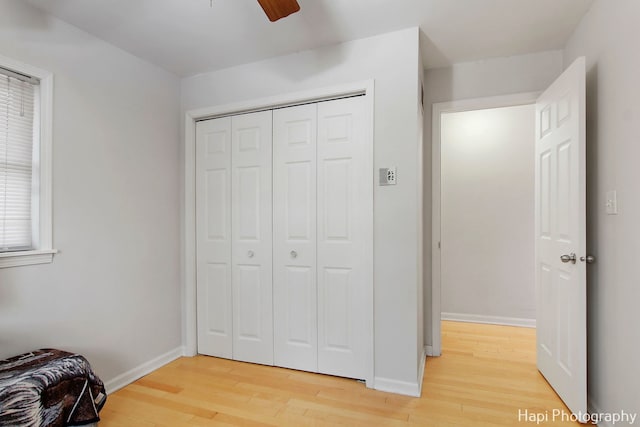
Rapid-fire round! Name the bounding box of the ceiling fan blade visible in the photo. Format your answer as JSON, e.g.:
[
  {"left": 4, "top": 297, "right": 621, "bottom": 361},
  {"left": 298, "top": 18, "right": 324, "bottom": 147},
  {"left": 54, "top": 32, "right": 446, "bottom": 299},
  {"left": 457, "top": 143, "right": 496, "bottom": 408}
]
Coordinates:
[{"left": 257, "top": 0, "right": 300, "bottom": 22}]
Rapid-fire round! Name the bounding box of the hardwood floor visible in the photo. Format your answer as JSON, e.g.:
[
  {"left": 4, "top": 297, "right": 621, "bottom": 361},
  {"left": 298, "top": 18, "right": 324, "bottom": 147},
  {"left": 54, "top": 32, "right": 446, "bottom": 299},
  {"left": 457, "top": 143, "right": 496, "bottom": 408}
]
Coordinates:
[{"left": 99, "top": 321, "right": 580, "bottom": 426}]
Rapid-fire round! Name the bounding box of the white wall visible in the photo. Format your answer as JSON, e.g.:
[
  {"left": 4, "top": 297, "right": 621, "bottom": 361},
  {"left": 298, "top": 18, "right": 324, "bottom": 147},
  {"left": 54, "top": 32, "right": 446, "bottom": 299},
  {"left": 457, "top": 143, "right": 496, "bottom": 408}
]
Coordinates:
[
  {"left": 181, "top": 27, "right": 424, "bottom": 389},
  {"left": 440, "top": 105, "right": 535, "bottom": 323},
  {"left": 0, "top": 0, "right": 182, "bottom": 387},
  {"left": 424, "top": 50, "right": 564, "bottom": 346},
  {"left": 563, "top": 0, "right": 640, "bottom": 421}
]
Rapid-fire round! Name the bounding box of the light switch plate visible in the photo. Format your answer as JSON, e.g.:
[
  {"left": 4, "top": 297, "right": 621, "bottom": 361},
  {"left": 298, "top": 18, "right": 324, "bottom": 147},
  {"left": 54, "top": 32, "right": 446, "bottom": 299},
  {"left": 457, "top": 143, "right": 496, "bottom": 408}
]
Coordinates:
[
  {"left": 379, "top": 167, "right": 397, "bottom": 185},
  {"left": 606, "top": 190, "right": 618, "bottom": 215}
]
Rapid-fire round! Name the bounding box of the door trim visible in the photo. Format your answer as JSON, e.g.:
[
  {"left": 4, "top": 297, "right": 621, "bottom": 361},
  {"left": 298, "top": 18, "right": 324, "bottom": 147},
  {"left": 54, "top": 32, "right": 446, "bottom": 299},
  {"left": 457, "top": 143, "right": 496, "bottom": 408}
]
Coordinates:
[
  {"left": 184, "top": 80, "right": 375, "bottom": 387},
  {"left": 430, "top": 91, "right": 540, "bottom": 356}
]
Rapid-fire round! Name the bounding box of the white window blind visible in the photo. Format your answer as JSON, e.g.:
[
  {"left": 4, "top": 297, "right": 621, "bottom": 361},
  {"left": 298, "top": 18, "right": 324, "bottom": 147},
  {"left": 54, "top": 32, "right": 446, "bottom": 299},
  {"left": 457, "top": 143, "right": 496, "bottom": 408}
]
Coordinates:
[{"left": 0, "top": 73, "right": 36, "bottom": 252}]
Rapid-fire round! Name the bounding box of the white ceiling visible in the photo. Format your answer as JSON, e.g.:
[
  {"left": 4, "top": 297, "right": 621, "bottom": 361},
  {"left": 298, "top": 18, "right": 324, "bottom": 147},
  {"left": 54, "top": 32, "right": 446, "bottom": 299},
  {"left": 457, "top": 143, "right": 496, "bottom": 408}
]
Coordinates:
[{"left": 25, "top": 0, "right": 594, "bottom": 77}]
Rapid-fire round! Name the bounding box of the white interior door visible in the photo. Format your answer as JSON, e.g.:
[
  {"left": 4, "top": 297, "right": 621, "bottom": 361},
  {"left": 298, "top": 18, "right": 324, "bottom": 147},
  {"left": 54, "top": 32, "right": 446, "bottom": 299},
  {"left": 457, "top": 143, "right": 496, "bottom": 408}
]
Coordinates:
[
  {"left": 273, "top": 103, "right": 318, "bottom": 372},
  {"left": 317, "top": 96, "right": 369, "bottom": 379},
  {"left": 195, "top": 117, "right": 233, "bottom": 358},
  {"left": 535, "top": 56, "right": 586, "bottom": 416},
  {"left": 231, "top": 111, "right": 274, "bottom": 365}
]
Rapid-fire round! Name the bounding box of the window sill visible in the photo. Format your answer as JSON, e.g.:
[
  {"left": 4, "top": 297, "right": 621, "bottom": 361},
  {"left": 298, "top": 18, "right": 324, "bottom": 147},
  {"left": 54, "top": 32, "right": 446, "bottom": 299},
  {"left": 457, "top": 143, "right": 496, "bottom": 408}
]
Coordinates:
[{"left": 0, "top": 249, "right": 58, "bottom": 269}]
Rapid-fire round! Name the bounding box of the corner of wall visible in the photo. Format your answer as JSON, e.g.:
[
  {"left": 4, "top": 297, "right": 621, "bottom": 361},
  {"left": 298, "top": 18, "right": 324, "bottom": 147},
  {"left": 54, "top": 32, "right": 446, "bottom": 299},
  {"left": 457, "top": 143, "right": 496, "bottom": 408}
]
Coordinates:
[{"left": 104, "top": 347, "right": 186, "bottom": 394}]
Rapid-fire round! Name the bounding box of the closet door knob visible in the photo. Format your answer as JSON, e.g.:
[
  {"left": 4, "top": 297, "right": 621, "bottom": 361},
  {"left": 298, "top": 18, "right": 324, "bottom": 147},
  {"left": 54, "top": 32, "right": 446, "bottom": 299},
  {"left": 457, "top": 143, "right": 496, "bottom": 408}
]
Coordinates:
[
  {"left": 290, "top": 250, "right": 298, "bottom": 259},
  {"left": 247, "top": 250, "right": 255, "bottom": 258}
]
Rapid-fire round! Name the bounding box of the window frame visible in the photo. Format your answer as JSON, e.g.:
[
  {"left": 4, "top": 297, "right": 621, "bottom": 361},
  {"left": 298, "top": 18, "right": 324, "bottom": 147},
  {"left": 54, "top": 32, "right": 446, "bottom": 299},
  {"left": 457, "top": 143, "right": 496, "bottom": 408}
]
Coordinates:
[{"left": 0, "top": 54, "right": 55, "bottom": 268}]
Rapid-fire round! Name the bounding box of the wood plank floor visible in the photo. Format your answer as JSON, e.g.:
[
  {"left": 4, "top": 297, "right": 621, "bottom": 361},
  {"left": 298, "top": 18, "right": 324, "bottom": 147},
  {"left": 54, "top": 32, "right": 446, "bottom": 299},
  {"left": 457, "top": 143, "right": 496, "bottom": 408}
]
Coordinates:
[{"left": 99, "top": 321, "right": 580, "bottom": 426}]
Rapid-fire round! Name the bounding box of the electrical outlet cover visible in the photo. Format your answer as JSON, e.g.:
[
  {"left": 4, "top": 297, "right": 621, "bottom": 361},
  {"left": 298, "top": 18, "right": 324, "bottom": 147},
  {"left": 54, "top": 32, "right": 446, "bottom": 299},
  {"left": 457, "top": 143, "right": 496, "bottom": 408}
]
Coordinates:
[{"left": 379, "top": 167, "right": 397, "bottom": 186}]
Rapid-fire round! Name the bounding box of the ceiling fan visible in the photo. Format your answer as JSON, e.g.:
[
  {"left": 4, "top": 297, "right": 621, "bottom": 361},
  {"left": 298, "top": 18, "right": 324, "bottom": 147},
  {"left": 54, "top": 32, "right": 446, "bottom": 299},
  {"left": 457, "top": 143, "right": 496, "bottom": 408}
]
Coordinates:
[{"left": 256, "top": 0, "right": 301, "bottom": 22}]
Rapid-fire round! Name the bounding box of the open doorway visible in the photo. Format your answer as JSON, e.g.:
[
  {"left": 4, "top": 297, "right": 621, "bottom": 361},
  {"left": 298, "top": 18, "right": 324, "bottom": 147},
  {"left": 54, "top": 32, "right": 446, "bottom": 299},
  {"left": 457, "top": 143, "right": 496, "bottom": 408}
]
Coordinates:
[
  {"left": 430, "top": 58, "right": 588, "bottom": 416},
  {"left": 431, "top": 92, "right": 540, "bottom": 357},
  {"left": 441, "top": 103, "right": 536, "bottom": 325}
]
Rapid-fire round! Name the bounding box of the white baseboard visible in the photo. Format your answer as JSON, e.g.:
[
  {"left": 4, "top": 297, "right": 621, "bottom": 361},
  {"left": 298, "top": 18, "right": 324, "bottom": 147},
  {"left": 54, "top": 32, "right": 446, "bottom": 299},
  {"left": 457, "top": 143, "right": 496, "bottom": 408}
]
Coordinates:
[
  {"left": 104, "top": 346, "right": 186, "bottom": 394},
  {"left": 441, "top": 312, "right": 536, "bottom": 328},
  {"left": 425, "top": 345, "right": 434, "bottom": 357},
  {"left": 375, "top": 352, "right": 425, "bottom": 399},
  {"left": 587, "top": 396, "right": 638, "bottom": 427},
  {"left": 374, "top": 376, "right": 421, "bottom": 397},
  {"left": 417, "top": 347, "right": 427, "bottom": 396}
]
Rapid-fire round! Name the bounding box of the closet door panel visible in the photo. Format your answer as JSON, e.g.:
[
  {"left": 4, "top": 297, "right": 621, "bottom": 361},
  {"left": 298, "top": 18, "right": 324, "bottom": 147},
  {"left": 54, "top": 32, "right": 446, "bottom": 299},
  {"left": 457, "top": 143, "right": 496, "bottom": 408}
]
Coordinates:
[
  {"left": 317, "top": 97, "right": 369, "bottom": 380},
  {"left": 323, "top": 159, "right": 352, "bottom": 242},
  {"left": 196, "top": 117, "right": 233, "bottom": 358},
  {"left": 236, "top": 265, "right": 263, "bottom": 339},
  {"left": 322, "top": 268, "right": 351, "bottom": 348},
  {"left": 273, "top": 104, "right": 318, "bottom": 371},
  {"left": 232, "top": 111, "right": 274, "bottom": 365},
  {"left": 236, "top": 166, "right": 261, "bottom": 239}
]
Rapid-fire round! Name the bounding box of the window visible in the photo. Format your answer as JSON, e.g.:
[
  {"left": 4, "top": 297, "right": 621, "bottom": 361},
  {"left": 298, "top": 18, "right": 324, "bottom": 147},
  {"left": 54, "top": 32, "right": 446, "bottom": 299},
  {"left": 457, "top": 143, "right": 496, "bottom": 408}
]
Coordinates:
[
  {"left": 1, "top": 71, "right": 37, "bottom": 251},
  {"left": 0, "top": 55, "right": 54, "bottom": 268}
]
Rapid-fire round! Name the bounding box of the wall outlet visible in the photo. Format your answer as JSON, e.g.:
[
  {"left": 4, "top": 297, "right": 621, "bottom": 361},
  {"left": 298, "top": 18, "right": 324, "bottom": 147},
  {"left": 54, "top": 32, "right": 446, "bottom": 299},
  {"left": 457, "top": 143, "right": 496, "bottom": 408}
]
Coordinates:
[{"left": 379, "top": 167, "right": 397, "bottom": 185}]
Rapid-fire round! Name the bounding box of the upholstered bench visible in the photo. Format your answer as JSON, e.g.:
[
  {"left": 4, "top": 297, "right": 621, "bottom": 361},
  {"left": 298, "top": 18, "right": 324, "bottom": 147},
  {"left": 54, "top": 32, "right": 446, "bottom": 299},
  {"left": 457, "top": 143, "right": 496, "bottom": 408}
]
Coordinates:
[{"left": 0, "top": 349, "right": 106, "bottom": 426}]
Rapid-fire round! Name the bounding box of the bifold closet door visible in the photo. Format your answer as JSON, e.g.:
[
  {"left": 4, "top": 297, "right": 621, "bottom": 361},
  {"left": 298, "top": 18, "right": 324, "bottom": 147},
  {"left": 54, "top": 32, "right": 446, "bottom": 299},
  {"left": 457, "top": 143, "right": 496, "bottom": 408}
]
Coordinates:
[
  {"left": 196, "top": 98, "right": 370, "bottom": 380},
  {"left": 273, "top": 103, "right": 318, "bottom": 372},
  {"left": 196, "top": 111, "right": 274, "bottom": 365},
  {"left": 231, "top": 111, "right": 274, "bottom": 366},
  {"left": 317, "top": 96, "right": 369, "bottom": 380},
  {"left": 195, "top": 117, "right": 233, "bottom": 358}
]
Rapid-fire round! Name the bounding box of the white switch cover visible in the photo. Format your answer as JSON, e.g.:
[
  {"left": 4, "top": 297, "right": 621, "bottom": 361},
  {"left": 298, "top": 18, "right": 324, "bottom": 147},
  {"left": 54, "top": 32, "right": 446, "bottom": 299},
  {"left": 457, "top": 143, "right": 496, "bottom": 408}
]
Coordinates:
[{"left": 606, "top": 190, "right": 618, "bottom": 215}]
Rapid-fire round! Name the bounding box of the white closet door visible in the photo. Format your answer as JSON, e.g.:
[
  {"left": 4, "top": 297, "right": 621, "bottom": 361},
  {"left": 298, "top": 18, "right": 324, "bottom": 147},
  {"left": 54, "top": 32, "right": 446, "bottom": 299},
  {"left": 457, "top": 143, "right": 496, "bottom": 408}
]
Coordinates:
[
  {"left": 231, "top": 111, "right": 274, "bottom": 365},
  {"left": 273, "top": 104, "right": 318, "bottom": 371},
  {"left": 196, "top": 117, "right": 233, "bottom": 358},
  {"left": 317, "top": 96, "right": 369, "bottom": 379}
]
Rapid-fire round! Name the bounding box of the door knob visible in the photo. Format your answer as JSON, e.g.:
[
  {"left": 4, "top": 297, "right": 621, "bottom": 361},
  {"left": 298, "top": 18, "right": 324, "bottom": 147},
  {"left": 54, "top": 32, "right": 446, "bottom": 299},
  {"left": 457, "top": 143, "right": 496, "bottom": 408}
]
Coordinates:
[
  {"left": 580, "top": 255, "right": 596, "bottom": 264},
  {"left": 560, "top": 253, "right": 577, "bottom": 264},
  {"left": 290, "top": 250, "right": 297, "bottom": 259},
  {"left": 247, "top": 250, "right": 254, "bottom": 258}
]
